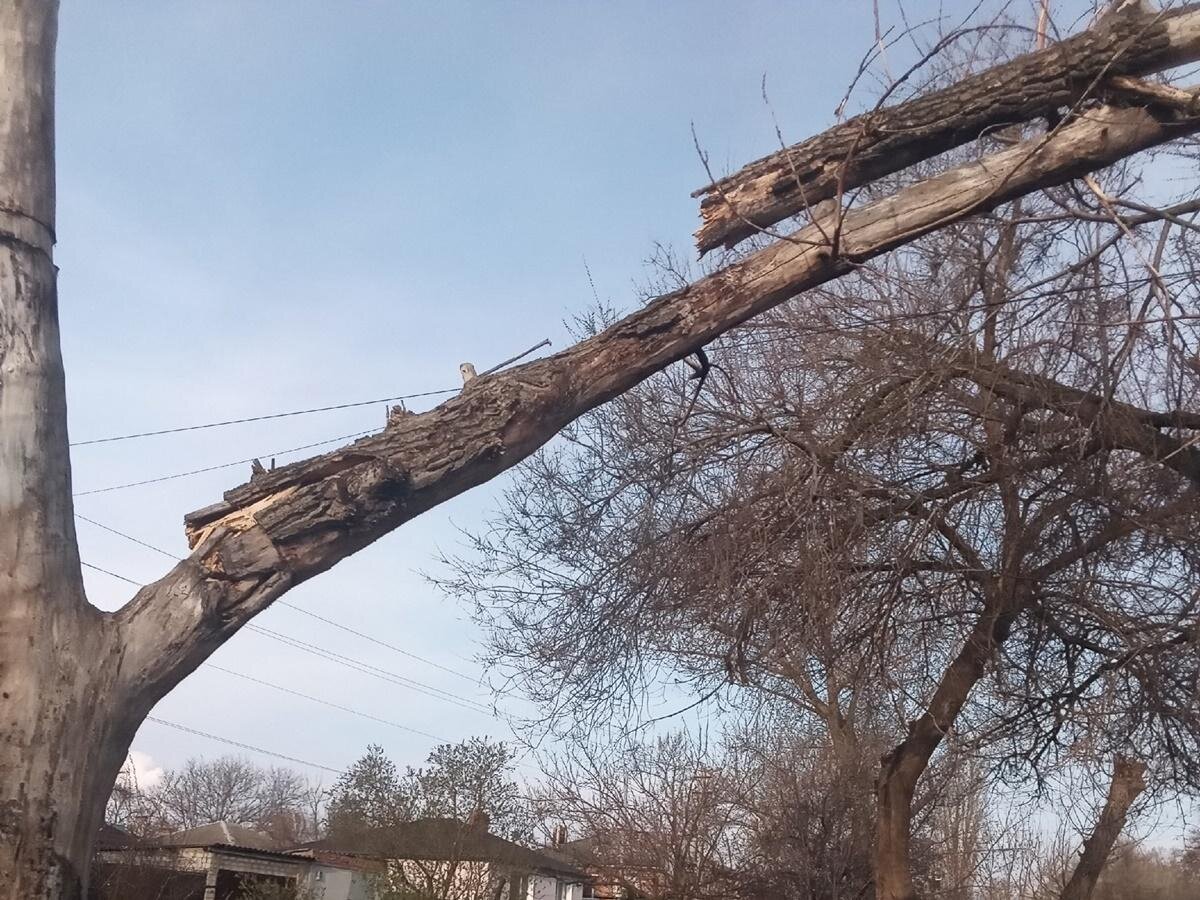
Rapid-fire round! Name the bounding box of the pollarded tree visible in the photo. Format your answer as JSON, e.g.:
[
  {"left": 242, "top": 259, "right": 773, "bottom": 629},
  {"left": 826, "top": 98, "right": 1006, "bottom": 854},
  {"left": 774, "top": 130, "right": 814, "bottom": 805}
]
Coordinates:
[{"left": 7, "top": 2, "right": 1200, "bottom": 897}]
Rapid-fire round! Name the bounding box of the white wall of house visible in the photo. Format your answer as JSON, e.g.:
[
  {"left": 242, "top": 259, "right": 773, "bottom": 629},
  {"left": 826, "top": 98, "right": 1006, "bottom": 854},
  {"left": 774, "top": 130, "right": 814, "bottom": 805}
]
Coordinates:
[
  {"left": 302, "top": 862, "right": 373, "bottom": 900},
  {"left": 529, "top": 873, "right": 583, "bottom": 900},
  {"left": 528, "top": 874, "right": 558, "bottom": 900},
  {"left": 385, "top": 857, "right": 498, "bottom": 900}
]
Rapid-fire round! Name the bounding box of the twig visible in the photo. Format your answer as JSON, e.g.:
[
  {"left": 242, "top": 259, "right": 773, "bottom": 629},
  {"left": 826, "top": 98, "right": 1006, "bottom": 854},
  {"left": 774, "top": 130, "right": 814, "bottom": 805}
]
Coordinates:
[{"left": 480, "top": 339, "right": 553, "bottom": 377}]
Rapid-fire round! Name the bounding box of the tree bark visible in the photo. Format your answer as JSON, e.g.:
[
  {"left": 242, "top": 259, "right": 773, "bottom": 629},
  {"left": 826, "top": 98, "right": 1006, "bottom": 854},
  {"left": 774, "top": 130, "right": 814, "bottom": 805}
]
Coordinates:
[
  {"left": 162, "top": 98, "right": 1200, "bottom": 670},
  {"left": 1059, "top": 757, "right": 1147, "bottom": 900},
  {"left": 3, "top": 4, "right": 1200, "bottom": 897},
  {"left": 888, "top": 331, "right": 1200, "bottom": 488},
  {"left": 691, "top": 4, "right": 1200, "bottom": 254},
  {"left": 875, "top": 597, "right": 1020, "bottom": 900},
  {"left": 0, "top": 3, "right": 128, "bottom": 898}
]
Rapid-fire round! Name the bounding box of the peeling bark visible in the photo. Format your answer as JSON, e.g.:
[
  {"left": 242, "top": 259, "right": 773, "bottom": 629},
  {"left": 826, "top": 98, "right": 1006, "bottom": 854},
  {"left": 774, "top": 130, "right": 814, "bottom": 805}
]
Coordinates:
[
  {"left": 1060, "top": 757, "right": 1147, "bottom": 900},
  {"left": 692, "top": 4, "right": 1200, "bottom": 254}
]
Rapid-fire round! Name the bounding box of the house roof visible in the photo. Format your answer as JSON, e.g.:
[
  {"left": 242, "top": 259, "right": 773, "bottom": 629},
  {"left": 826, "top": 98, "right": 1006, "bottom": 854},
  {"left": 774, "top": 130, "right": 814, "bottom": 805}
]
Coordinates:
[
  {"left": 157, "top": 820, "right": 280, "bottom": 852},
  {"left": 96, "top": 822, "right": 139, "bottom": 851},
  {"left": 307, "top": 818, "right": 586, "bottom": 879},
  {"left": 547, "top": 833, "right": 663, "bottom": 872}
]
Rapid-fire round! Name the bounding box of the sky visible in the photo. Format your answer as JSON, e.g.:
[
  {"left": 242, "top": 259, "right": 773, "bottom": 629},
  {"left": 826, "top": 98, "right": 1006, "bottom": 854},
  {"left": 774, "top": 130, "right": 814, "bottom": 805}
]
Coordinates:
[{"left": 52, "top": 0, "right": 1111, "bottom": 801}]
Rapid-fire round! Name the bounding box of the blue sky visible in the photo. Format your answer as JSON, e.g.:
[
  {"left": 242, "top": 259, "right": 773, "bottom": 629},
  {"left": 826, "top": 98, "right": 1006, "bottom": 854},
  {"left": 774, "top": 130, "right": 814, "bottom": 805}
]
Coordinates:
[{"left": 56, "top": 1, "right": 950, "bottom": 786}]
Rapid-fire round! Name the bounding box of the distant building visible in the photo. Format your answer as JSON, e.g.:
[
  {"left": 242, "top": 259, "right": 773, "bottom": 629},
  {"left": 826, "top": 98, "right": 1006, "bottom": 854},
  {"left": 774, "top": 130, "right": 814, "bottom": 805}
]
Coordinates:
[
  {"left": 543, "top": 829, "right": 663, "bottom": 900},
  {"left": 97, "top": 815, "right": 583, "bottom": 900},
  {"left": 306, "top": 815, "right": 589, "bottom": 900},
  {"left": 95, "top": 819, "right": 361, "bottom": 900}
]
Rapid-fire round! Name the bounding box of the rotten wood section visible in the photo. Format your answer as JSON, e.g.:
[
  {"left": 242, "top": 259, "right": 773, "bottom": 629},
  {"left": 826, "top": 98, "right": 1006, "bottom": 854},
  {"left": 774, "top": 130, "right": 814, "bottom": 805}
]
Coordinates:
[{"left": 691, "top": 4, "right": 1200, "bottom": 255}]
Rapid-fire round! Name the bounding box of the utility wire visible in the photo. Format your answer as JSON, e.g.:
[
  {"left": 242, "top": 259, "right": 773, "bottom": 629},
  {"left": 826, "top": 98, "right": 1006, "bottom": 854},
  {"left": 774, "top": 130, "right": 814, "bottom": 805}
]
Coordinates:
[
  {"left": 71, "top": 390, "right": 457, "bottom": 447},
  {"left": 144, "top": 716, "right": 343, "bottom": 774},
  {"left": 78, "top": 556, "right": 472, "bottom": 749},
  {"left": 73, "top": 430, "right": 375, "bottom": 496},
  {"left": 206, "top": 664, "right": 448, "bottom": 743},
  {"left": 77, "top": 518, "right": 482, "bottom": 686},
  {"left": 75, "top": 518, "right": 483, "bottom": 687},
  {"left": 144, "top": 715, "right": 546, "bottom": 781},
  {"left": 79, "top": 555, "right": 495, "bottom": 715},
  {"left": 76, "top": 515, "right": 181, "bottom": 560},
  {"left": 78, "top": 555, "right": 520, "bottom": 771},
  {"left": 81, "top": 558, "right": 495, "bottom": 717},
  {"left": 81, "top": 560, "right": 143, "bottom": 586},
  {"left": 71, "top": 337, "right": 552, "bottom": 448},
  {"left": 245, "top": 624, "right": 496, "bottom": 717},
  {"left": 275, "top": 600, "right": 481, "bottom": 684}
]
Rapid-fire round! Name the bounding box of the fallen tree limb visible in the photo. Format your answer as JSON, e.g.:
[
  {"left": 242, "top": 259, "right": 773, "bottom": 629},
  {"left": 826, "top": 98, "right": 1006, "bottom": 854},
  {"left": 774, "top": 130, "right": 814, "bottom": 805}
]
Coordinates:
[
  {"left": 962, "top": 361, "right": 1200, "bottom": 487},
  {"left": 114, "top": 97, "right": 1200, "bottom": 701},
  {"left": 692, "top": 4, "right": 1200, "bottom": 254}
]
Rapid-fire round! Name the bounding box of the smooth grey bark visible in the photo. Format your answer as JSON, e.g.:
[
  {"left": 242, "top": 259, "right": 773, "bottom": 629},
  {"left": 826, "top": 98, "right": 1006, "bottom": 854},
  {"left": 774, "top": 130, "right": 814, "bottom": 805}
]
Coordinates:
[{"left": 0, "top": 3, "right": 131, "bottom": 898}]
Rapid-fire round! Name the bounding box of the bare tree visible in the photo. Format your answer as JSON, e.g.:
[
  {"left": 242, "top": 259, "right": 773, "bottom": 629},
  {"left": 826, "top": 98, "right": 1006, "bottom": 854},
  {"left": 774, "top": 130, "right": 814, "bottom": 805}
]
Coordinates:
[
  {"left": 105, "top": 756, "right": 322, "bottom": 846},
  {"left": 445, "top": 66, "right": 1200, "bottom": 900},
  {"left": 538, "top": 733, "right": 739, "bottom": 900},
  {"left": 7, "top": 2, "right": 1200, "bottom": 897}
]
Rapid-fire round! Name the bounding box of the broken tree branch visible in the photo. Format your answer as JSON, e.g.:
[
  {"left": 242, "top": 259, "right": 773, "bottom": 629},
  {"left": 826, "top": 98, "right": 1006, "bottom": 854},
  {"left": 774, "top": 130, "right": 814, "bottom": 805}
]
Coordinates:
[
  {"left": 692, "top": 4, "right": 1200, "bottom": 254},
  {"left": 115, "top": 97, "right": 1200, "bottom": 703},
  {"left": 888, "top": 333, "right": 1200, "bottom": 487}
]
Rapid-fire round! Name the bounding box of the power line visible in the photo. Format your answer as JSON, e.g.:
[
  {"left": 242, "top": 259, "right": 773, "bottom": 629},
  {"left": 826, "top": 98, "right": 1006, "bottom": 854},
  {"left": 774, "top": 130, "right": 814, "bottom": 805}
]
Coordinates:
[
  {"left": 78, "top": 557, "right": 474, "bottom": 748},
  {"left": 75, "top": 518, "right": 484, "bottom": 686},
  {"left": 73, "top": 430, "right": 375, "bottom": 496},
  {"left": 206, "top": 664, "right": 449, "bottom": 743},
  {"left": 81, "top": 560, "right": 143, "bottom": 586},
  {"left": 79, "top": 557, "right": 496, "bottom": 714},
  {"left": 275, "top": 600, "right": 481, "bottom": 684},
  {"left": 144, "top": 716, "right": 343, "bottom": 775},
  {"left": 143, "top": 714, "right": 546, "bottom": 782},
  {"left": 70, "top": 338, "right": 553, "bottom": 449},
  {"left": 246, "top": 624, "right": 496, "bottom": 717},
  {"left": 76, "top": 515, "right": 181, "bottom": 560},
  {"left": 70, "top": 389, "right": 458, "bottom": 447}
]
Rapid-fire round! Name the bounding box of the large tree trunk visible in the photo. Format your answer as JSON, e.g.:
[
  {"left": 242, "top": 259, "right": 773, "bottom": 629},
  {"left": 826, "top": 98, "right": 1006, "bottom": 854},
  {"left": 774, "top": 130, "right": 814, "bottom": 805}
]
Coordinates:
[{"left": 0, "top": 2, "right": 119, "bottom": 896}]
